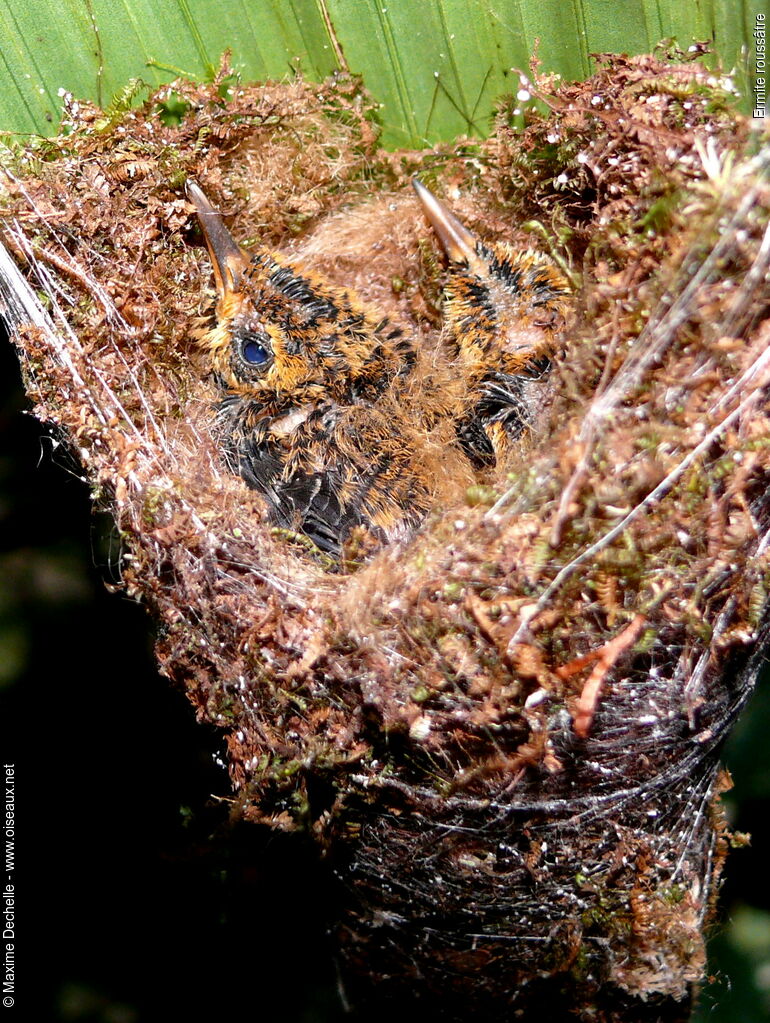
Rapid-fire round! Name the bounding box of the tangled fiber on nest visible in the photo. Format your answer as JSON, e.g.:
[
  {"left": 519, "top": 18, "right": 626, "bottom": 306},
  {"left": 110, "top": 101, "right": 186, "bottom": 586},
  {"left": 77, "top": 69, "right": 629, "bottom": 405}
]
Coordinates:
[{"left": 1, "top": 52, "right": 769, "bottom": 1021}]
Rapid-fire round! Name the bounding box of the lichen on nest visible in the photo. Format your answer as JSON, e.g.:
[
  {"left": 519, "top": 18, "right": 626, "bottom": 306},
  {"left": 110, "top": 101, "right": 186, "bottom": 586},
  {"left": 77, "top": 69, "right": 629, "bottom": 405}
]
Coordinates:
[{"left": 1, "top": 51, "right": 769, "bottom": 1020}]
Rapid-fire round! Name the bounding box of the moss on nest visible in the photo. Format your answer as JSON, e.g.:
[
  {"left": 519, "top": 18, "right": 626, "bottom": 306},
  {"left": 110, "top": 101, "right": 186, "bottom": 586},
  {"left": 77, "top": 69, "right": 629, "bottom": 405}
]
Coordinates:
[{"left": 2, "top": 50, "right": 769, "bottom": 1021}]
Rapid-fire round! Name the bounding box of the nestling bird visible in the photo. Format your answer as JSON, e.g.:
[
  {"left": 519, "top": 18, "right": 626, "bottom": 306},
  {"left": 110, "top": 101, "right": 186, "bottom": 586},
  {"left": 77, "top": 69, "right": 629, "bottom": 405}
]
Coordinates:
[
  {"left": 412, "top": 179, "right": 570, "bottom": 467},
  {"left": 187, "top": 179, "right": 569, "bottom": 557},
  {"left": 187, "top": 180, "right": 452, "bottom": 557}
]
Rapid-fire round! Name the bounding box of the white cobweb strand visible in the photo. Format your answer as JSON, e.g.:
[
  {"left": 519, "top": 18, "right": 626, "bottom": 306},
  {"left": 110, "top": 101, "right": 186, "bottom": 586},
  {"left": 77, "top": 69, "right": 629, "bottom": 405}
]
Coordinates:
[{"left": 0, "top": 220, "right": 315, "bottom": 605}]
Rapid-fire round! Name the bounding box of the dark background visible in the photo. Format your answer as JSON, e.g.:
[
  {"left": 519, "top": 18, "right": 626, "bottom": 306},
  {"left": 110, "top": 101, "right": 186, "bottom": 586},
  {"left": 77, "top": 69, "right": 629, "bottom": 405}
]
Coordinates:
[{"left": 1, "top": 325, "right": 768, "bottom": 1022}]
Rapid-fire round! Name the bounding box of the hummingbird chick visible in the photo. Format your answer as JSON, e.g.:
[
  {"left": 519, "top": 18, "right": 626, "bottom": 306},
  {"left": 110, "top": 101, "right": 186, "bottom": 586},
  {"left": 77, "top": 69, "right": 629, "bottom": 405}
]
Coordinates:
[
  {"left": 187, "top": 181, "right": 441, "bottom": 558},
  {"left": 187, "top": 180, "right": 567, "bottom": 558},
  {"left": 413, "top": 179, "right": 570, "bottom": 467}
]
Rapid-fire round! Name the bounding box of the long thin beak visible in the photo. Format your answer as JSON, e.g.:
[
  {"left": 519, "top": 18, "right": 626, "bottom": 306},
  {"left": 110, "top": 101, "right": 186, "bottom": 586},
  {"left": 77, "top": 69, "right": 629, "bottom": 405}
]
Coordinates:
[
  {"left": 187, "top": 180, "right": 250, "bottom": 298},
  {"left": 412, "top": 178, "right": 485, "bottom": 273}
]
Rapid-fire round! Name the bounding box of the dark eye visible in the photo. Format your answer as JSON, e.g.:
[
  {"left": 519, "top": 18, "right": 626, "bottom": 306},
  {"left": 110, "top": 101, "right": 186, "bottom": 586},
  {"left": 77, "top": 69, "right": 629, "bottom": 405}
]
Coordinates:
[
  {"left": 243, "top": 339, "right": 269, "bottom": 364},
  {"left": 237, "top": 332, "right": 271, "bottom": 368}
]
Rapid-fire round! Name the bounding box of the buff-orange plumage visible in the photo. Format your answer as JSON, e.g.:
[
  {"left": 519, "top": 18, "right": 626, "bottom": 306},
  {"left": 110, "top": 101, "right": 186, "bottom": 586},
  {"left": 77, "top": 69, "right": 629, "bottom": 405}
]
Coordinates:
[{"left": 188, "top": 180, "right": 570, "bottom": 556}]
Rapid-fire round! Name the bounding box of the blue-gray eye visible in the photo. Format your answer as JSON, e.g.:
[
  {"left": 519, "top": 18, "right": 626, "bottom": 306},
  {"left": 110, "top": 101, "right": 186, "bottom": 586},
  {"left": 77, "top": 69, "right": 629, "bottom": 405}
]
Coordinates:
[{"left": 241, "top": 336, "right": 270, "bottom": 365}]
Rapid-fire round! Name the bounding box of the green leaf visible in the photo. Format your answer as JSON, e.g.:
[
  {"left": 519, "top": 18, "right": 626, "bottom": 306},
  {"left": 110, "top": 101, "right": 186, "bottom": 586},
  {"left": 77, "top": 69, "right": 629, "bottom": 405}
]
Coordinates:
[{"left": 0, "top": 0, "right": 757, "bottom": 147}]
